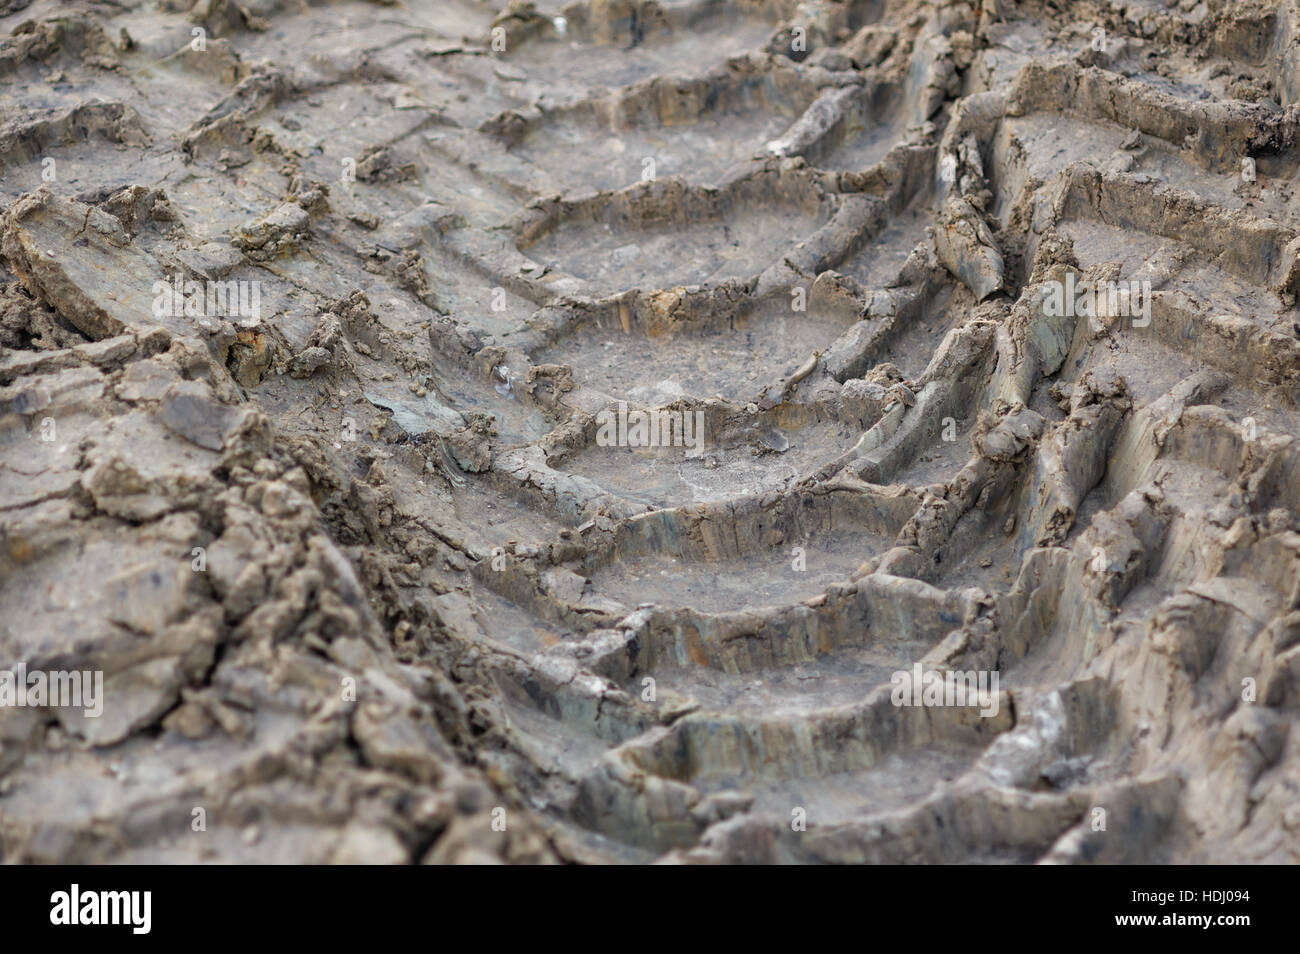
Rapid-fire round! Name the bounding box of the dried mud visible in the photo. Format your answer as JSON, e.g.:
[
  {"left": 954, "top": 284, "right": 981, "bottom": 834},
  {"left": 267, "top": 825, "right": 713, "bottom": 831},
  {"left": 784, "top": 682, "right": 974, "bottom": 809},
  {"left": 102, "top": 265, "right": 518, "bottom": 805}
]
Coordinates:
[{"left": 1, "top": 0, "right": 1299, "bottom": 863}]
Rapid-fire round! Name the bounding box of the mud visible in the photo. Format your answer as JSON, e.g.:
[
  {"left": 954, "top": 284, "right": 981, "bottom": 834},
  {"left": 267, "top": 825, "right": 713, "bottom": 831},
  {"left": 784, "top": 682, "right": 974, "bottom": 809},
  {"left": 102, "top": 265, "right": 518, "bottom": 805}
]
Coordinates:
[{"left": 1, "top": 0, "right": 1299, "bottom": 864}]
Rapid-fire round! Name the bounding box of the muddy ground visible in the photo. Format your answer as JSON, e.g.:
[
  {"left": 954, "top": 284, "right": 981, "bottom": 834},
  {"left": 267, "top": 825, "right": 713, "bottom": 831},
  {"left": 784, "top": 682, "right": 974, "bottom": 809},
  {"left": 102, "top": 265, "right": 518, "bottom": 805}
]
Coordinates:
[{"left": 1, "top": 0, "right": 1298, "bottom": 863}]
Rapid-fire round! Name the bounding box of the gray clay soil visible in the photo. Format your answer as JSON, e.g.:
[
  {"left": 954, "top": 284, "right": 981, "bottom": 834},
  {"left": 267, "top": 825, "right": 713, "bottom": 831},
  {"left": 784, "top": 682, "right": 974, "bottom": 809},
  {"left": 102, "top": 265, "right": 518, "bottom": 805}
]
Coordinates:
[{"left": 1, "top": 0, "right": 1299, "bottom": 863}]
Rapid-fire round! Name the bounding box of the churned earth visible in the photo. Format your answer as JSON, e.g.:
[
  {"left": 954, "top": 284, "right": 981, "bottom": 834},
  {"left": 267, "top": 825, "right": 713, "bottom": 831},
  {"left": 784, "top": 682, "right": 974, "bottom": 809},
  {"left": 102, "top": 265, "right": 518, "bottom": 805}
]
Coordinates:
[{"left": 1, "top": 0, "right": 1299, "bottom": 863}]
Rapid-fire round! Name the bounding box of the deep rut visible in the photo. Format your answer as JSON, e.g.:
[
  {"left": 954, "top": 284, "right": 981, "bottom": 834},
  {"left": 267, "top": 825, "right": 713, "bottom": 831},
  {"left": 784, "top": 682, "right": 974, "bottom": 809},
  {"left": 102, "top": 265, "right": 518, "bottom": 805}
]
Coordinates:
[{"left": 1, "top": 0, "right": 1298, "bottom": 863}]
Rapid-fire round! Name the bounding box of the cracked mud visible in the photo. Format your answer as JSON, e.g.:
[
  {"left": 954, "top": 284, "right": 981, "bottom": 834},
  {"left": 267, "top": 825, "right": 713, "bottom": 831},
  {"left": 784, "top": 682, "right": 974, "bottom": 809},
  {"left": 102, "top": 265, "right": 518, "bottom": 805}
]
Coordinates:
[{"left": 2, "top": 0, "right": 1300, "bottom": 864}]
